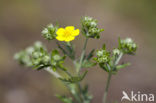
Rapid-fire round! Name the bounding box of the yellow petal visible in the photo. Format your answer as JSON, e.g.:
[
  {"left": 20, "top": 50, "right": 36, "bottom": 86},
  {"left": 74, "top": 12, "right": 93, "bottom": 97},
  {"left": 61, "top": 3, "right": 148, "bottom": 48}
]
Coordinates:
[
  {"left": 56, "top": 28, "right": 65, "bottom": 36},
  {"left": 65, "top": 26, "right": 74, "bottom": 31},
  {"left": 56, "top": 36, "right": 65, "bottom": 41},
  {"left": 72, "top": 29, "right": 80, "bottom": 36},
  {"left": 64, "top": 36, "right": 75, "bottom": 42}
]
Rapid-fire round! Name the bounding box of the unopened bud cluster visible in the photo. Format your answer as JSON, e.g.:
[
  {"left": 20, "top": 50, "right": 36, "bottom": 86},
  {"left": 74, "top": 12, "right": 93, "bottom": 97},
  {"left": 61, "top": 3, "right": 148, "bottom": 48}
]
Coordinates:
[
  {"left": 94, "top": 48, "right": 110, "bottom": 63},
  {"left": 42, "top": 24, "right": 58, "bottom": 40},
  {"left": 94, "top": 38, "right": 137, "bottom": 73},
  {"left": 119, "top": 38, "right": 137, "bottom": 54},
  {"left": 14, "top": 50, "right": 32, "bottom": 67},
  {"left": 14, "top": 41, "right": 44, "bottom": 67},
  {"left": 113, "top": 48, "right": 120, "bottom": 56},
  {"left": 32, "top": 48, "right": 50, "bottom": 66},
  {"left": 81, "top": 16, "right": 104, "bottom": 39},
  {"left": 50, "top": 50, "right": 66, "bottom": 71},
  {"left": 14, "top": 41, "right": 65, "bottom": 70}
]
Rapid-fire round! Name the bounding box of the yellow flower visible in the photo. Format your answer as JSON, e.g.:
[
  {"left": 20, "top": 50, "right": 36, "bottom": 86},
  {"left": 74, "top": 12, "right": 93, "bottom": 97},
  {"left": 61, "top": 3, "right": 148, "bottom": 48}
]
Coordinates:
[{"left": 56, "top": 26, "right": 80, "bottom": 42}]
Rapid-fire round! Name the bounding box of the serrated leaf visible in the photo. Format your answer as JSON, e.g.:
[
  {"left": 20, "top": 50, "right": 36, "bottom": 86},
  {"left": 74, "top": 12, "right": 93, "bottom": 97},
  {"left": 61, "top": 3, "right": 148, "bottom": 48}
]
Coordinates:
[{"left": 59, "top": 71, "right": 88, "bottom": 83}]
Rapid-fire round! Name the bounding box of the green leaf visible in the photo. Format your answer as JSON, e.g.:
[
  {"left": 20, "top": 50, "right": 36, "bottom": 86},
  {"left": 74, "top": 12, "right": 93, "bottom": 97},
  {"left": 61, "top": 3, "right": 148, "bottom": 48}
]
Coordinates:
[
  {"left": 102, "top": 44, "right": 106, "bottom": 50},
  {"left": 116, "top": 63, "right": 130, "bottom": 70},
  {"left": 51, "top": 66, "right": 56, "bottom": 71},
  {"left": 62, "top": 42, "right": 73, "bottom": 53},
  {"left": 99, "top": 63, "right": 110, "bottom": 72},
  {"left": 81, "top": 85, "right": 93, "bottom": 103},
  {"left": 82, "top": 60, "right": 96, "bottom": 68},
  {"left": 57, "top": 42, "right": 68, "bottom": 55},
  {"left": 59, "top": 71, "right": 88, "bottom": 83},
  {"left": 56, "top": 95, "right": 73, "bottom": 103},
  {"left": 118, "top": 37, "right": 121, "bottom": 49},
  {"left": 51, "top": 49, "right": 59, "bottom": 56},
  {"left": 86, "top": 49, "right": 95, "bottom": 60},
  {"left": 58, "top": 65, "right": 67, "bottom": 71},
  {"left": 57, "top": 42, "right": 75, "bottom": 60}
]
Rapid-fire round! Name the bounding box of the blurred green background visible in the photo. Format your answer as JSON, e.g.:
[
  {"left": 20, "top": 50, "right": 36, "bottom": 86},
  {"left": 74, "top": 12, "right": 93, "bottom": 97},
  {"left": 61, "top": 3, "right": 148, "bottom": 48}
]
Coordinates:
[{"left": 0, "top": 0, "right": 156, "bottom": 103}]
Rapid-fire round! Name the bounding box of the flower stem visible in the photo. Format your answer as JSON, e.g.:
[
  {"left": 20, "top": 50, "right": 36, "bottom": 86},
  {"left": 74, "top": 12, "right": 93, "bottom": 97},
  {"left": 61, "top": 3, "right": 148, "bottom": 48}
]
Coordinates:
[
  {"left": 45, "top": 67, "right": 81, "bottom": 103},
  {"left": 78, "top": 38, "right": 88, "bottom": 72},
  {"left": 103, "top": 72, "right": 112, "bottom": 103},
  {"left": 45, "top": 67, "right": 62, "bottom": 78},
  {"left": 76, "top": 38, "right": 89, "bottom": 103},
  {"left": 102, "top": 52, "right": 123, "bottom": 103},
  {"left": 115, "top": 52, "right": 123, "bottom": 65}
]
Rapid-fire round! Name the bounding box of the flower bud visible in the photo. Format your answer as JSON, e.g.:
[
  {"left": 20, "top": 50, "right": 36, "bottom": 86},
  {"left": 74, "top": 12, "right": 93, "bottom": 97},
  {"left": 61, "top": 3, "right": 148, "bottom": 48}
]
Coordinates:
[
  {"left": 53, "top": 55, "right": 61, "bottom": 61},
  {"left": 97, "top": 50, "right": 104, "bottom": 57},
  {"left": 51, "top": 61, "right": 57, "bottom": 66},
  {"left": 90, "top": 21, "right": 97, "bottom": 27},
  {"left": 42, "top": 55, "right": 50, "bottom": 64},
  {"left": 26, "top": 47, "right": 34, "bottom": 55},
  {"left": 14, "top": 51, "right": 32, "bottom": 67},
  {"left": 31, "top": 46, "right": 50, "bottom": 66},
  {"left": 32, "top": 58, "right": 41, "bottom": 65},
  {"left": 113, "top": 48, "right": 120, "bottom": 56},
  {"left": 42, "top": 24, "right": 58, "bottom": 40},
  {"left": 95, "top": 49, "right": 110, "bottom": 63},
  {"left": 34, "top": 41, "right": 43, "bottom": 50},
  {"left": 32, "top": 51, "right": 41, "bottom": 59},
  {"left": 81, "top": 16, "right": 104, "bottom": 39},
  {"left": 119, "top": 38, "right": 137, "bottom": 54},
  {"left": 50, "top": 49, "right": 66, "bottom": 70}
]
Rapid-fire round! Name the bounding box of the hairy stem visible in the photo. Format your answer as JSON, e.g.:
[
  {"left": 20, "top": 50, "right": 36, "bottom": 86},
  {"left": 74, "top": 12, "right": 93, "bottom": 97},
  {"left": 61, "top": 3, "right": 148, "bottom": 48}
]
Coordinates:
[
  {"left": 102, "top": 52, "right": 123, "bottom": 103},
  {"left": 103, "top": 72, "right": 112, "bottom": 103},
  {"left": 78, "top": 38, "right": 88, "bottom": 72},
  {"left": 76, "top": 38, "right": 89, "bottom": 103},
  {"left": 45, "top": 67, "right": 62, "bottom": 78},
  {"left": 45, "top": 67, "right": 81, "bottom": 103},
  {"left": 115, "top": 52, "right": 123, "bottom": 65}
]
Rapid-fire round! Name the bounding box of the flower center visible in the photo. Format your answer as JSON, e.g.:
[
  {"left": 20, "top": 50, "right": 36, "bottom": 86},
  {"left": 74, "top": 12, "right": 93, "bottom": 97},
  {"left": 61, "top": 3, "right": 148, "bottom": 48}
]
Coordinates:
[{"left": 63, "top": 30, "right": 71, "bottom": 37}]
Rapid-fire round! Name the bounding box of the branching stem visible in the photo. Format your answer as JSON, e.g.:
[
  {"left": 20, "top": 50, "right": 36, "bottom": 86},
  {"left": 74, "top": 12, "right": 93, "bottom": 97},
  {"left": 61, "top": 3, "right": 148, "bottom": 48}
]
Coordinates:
[
  {"left": 76, "top": 38, "right": 89, "bottom": 103},
  {"left": 103, "top": 72, "right": 112, "bottom": 103},
  {"left": 103, "top": 52, "right": 123, "bottom": 103},
  {"left": 45, "top": 67, "right": 62, "bottom": 78},
  {"left": 78, "top": 38, "right": 88, "bottom": 72}
]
